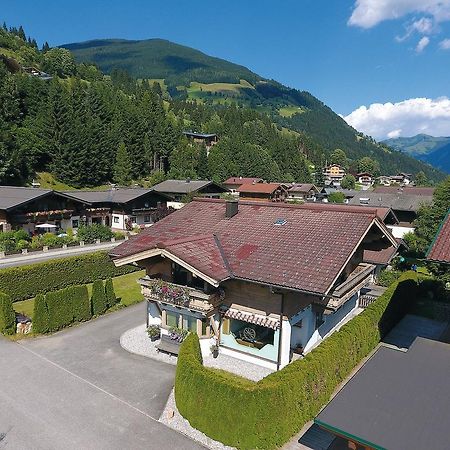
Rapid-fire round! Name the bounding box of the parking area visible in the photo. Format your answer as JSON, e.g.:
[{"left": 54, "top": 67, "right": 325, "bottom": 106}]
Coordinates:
[{"left": 0, "top": 303, "right": 203, "bottom": 450}]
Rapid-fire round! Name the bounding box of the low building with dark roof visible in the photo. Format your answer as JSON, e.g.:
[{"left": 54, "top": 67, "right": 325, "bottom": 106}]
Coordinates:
[
  {"left": 427, "top": 211, "right": 450, "bottom": 264},
  {"left": 374, "top": 185, "right": 435, "bottom": 196},
  {"left": 182, "top": 131, "right": 218, "bottom": 148},
  {"left": 151, "top": 179, "right": 228, "bottom": 204},
  {"left": 315, "top": 337, "right": 450, "bottom": 450},
  {"left": 348, "top": 190, "right": 433, "bottom": 238},
  {"left": 110, "top": 199, "right": 397, "bottom": 370},
  {"left": 223, "top": 177, "right": 264, "bottom": 193},
  {"left": 0, "top": 186, "right": 89, "bottom": 233},
  {"left": 237, "top": 182, "right": 288, "bottom": 202},
  {"left": 63, "top": 188, "right": 171, "bottom": 231},
  {"left": 287, "top": 183, "right": 319, "bottom": 202}
]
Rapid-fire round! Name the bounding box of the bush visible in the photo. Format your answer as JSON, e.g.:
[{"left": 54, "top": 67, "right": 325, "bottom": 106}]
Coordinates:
[
  {"left": 33, "top": 293, "right": 49, "bottom": 334},
  {"left": 72, "top": 285, "right": 92, "bottom": 322},
  {"left": 377, "top": 268, "right": 401, "bottom": 287},
  {"left": 0, "top": 252, "right": 138, "bottom": 303},
  {"left": 91, "top": 280, "right": 107, "bottom": 315},
  {"left": 105, "top": 278, "right": 117, "bottom": 308},
  {"left": 46, "top": 289, "right": 72, "bottom": 332},
  {"left": 328, "top": 191, "right": 345, "bottom": 203},
  {"left": 175, "top": 272, "right": 419, "bottom": 449},
  {"left": 0, "top": 292, "right": 15, "bottom": 335},
  {"left": 77, "top": 224, "right": 113, "bottom": 243}
]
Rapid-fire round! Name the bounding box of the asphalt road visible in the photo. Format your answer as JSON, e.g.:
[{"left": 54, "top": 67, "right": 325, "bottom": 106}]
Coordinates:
[
  {"left": 0, "top": 241, "right": 119, "bottom": 268},
  {"left": 0, "top": 303, "right": 203, "bottom": 450}
]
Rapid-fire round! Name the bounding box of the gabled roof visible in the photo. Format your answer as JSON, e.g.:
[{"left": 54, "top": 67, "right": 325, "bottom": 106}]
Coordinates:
[
  {"left": 223, "top": 177, "right": 263, "bottom": 186},
  {"left": 151, "top": 179, "right": 226, "bottom": 195},
  {"left": 111, "top": 199, "right": 394, "bottom": 296},
  {"left": 238, "top": 182, "right": 286, "bottom": 194},
  {"left": 62, "top": 188, "right": 169, "bottom": 204},
  {"left": 427, "top": 211, "right": 450, "bottom": 264},
  {"left": 0, "top": 186, "right": 89, "bottom": 211},
  {"left": 183, "top": 131, "right": 217, "bottom": 139},
  {"left": 348, "top": 191, "right": 432, "bottom": 212},
  {"left": 374, "top": 186, "right": 435, "bottom": 196},
  {"left": 288, "top": 183, "right": 318, "bottom": 193},
  {"left": 316, "top": 338, "right": 450, "bottom": 450}
]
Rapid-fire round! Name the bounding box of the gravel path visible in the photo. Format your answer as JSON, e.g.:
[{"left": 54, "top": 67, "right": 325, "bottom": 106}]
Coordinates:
[
  {"left": 160, "top": 389, "right": 236, "bottom": 450},
  {"left": 120, "top": 323, "right": 177, "bottom": 365}
]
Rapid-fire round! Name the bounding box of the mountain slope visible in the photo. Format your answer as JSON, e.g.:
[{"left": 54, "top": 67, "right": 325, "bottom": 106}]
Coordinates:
[
  {"left": 383, "top": 134, "right": 450, "bottom": 173},
  {"left": 63, "top": 38, "right": 446, "bottom": 182}
]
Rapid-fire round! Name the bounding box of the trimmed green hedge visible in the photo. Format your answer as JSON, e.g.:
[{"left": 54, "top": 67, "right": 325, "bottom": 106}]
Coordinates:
[
  {"left": 0, "top": 291, "right": 15, "bottom": 335},
  {"left": 0, "top": 252, "right": 137, "bottom": 303},
  {"left": 175, "top": 272, "right": 419, "bottom": 450},
  {"left": 91, "top": 280, "right": 107, "bottom": 315}
]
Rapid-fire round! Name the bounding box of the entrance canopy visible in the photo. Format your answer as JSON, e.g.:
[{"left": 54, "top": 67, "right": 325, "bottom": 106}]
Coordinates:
[{"left": 35, "top": 223, "right": 57, "bottom": 228}]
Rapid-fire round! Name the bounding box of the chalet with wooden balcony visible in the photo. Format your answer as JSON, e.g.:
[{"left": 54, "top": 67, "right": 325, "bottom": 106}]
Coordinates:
[{"left": 110, "top": 199, "right": 398, "bottom": 370}]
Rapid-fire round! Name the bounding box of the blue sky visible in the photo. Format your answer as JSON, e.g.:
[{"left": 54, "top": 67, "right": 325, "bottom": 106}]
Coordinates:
[{"left": 3, "top": 0, "right": 450, "bottom": 139}]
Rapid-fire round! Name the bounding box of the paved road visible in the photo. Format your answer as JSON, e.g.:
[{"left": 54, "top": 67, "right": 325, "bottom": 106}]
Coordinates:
[
  {"left": 0, "top": 241, "right": 119, "bottom": 268},
  {"left": 0, "top": 304, "right": 203, "bottom": 450}
]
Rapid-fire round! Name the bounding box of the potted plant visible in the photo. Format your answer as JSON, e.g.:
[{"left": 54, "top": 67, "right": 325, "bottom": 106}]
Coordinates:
[
  {"left": 168, "top": 326, "right": 188, "bottom": 343},
  {"left": 147, "top": 324, "right": 161, "bottom": 341}
]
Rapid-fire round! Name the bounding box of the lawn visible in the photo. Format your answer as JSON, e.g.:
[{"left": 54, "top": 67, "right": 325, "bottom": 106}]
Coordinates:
[
  {"left": 13, "top": 270, "right": 145, "bottom": 320},
  {"left": 278, "top": 106, "right": 305, "bottom": 118},
  {"left": 36, "top": 172, "right": 111, "bottom": 191}
]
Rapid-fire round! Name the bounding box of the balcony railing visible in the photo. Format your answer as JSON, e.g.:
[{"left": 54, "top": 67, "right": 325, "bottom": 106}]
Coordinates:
[
  {"left": 139, "top": 276, "right": 224, "bottom": 313},
  {"left": 327, "top": 263, "right": 375, "bottom": 310}
]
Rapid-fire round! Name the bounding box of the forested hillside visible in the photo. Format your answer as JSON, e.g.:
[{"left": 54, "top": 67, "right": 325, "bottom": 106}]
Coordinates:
[
  {"left": 0, "top": 26, "right": 445, "bottom": 188},
  {"left": 64, "top": 38, "right": 445, "bottom": 182}
]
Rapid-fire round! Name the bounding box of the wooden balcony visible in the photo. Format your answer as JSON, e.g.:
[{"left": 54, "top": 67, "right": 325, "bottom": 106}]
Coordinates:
[
  {"left": 139, "top": 276, "right": 223, "bottom": 314},
  {"left": 326, "top": 263, "right": 375, "bottom": 311}
]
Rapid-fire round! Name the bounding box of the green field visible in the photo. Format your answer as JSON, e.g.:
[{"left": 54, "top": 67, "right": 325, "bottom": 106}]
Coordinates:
[
  {"left": 13, "top": 270, "right": 145, "bottom": 320},
  {"left": 36, "top": 172, "right": 113, "bottom": 191},
  {"left": 278, "top": 106, "right": 305, "bottom": 118}
]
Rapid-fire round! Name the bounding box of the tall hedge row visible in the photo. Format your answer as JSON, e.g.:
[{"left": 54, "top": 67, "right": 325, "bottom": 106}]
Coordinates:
[
  {"left": 32, "top": 280, "right": 114, "bottom": 334},
  {"left": 0, "top": 292, "right": 16, "bottom": 335},
  {"left": 175, "top": 272, "right": 419, "bottom": 450},
  {"left": 0, "top": 252, "right": 137, "bottom": 303}
]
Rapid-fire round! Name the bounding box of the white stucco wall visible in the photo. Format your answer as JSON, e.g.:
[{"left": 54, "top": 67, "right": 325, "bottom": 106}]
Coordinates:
[
  {"left": 219, "top": 346, "right": 278, "bottom": 371},
  {"left": 147, "top": 302, "right": 162, "bottom": 326},
  {"left": 279, "top": 319, "right": 292, "bottom": 368}
]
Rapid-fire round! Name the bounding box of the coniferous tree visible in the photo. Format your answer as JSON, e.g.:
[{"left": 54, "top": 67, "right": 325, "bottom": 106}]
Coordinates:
[
  {"left": 197, "top": 144, "right": 209, "bottom": 179},
  {"left": 91, "top": 280, "right": 107, "bottom": 315},
  {"left": 0, "top": 292, "right": 15, "bottom": 335},
  {"left": 114, "top": 142, "right": 132, "bottom": 186},
  {"left": 105, "top": 278, "right": 117, "bottom": 308},
  {"left": 33, "top": 293, "right": 49, "bottom": 334}
]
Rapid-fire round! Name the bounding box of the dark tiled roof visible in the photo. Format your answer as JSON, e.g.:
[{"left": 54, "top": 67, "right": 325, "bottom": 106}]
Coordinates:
[
  {"left": 316, "top": 338, "right": 450, "bottom": 450},
  {"left": 238, "top": 183, "right": 285, "bottom": 194},
  {"left": 151, "top": 179, "right": 225, "bottom": 195},
  {"left": 183, "top": 131, "right": 217, "bottom": 139},
  {"left": 111, "top": 199, "right": 384, "bottom": 295},
  {"left": 223, "top": 177, "right": 263, "bottom": 185},
  {"left": 363, "top": 245, "right": 398, "bottom": 265},
  {"left": 62, "top": 188, "right": 167, "bottom": 204},
  {"left": 0, "top": 186, "right": 87, "bottom": 211},
  {"left": 427, "top": 211, "right": 450, "bottom": 263},
  {"left": 348, "top": 191, "right": 432, "bottom": 212},
  {"left": 374, "top": 186, "right": 435, "bottom": 196}
]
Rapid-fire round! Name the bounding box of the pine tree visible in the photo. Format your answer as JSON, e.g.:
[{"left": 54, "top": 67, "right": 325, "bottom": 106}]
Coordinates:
[
  {"left": 105, "top": 278, "right": 117, "bottom": 308},
  {"left": 91, "top": 280, "right": 107, "bottom": 315},
  {"left": 197, "top": 144, "right": 209, "bottom": 179},
  {"left": 33, "top": 293, "right": 49, "bottom": 334},
  {"left": 0, "top": 292, "right": 15, "bottom": 335},
  {"left": 114, "top": 142, "right": 132, "bottom": 185},
  {"left": 42, "top": 41, "right": 50, "bottom": 52}
]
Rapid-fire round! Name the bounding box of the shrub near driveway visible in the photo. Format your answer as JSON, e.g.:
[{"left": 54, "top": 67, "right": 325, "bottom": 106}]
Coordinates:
[
  {"left": 175, "top": 272, "right": 419, "bottom": 450},
  {"left": 0, "top": 292, "right": 16, "bottom": 335}
]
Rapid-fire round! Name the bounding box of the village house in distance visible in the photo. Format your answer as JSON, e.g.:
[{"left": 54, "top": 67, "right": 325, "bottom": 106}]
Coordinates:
[{"left": 110, "top": 198, "right": 398, "bottom": 370}]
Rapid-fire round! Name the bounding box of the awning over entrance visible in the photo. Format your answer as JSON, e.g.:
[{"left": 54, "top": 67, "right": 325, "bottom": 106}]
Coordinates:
[{"left": 221, "top": 307, "right": 280, "bottom": 330}]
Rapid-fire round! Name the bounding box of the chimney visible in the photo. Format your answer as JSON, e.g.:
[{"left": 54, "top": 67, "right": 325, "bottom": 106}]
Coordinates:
[{"left": 225, "top": 199, "right": 238, "bottom": 218}]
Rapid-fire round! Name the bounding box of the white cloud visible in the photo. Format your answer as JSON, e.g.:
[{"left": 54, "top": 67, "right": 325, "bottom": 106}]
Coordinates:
[
  {"left": 343, "top": 97, "right": 450, "bottom": 140},
  {"left": 439, "top": 38, "right": 450, "bottom": 48},
  {"left": 416, "top": 36, "right": 430, "bottom": 52},
  {"left": 349, "top": 0, "right": 450, "bottom": 29}
]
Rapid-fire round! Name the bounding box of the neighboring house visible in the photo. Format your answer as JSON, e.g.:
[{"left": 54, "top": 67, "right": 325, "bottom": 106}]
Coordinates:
[
  {"left": 110, "top": 199, "right": 397, "bottom": 370},
  {"left": 427, "top": 211, "right": 450, "bottom": 264},
  {"left": 63, "top": 188, "right": 171, "bottom": 231},
  {"left": 348, "top": 191, "right": 433, "bottom": 238},
  {"left": 152, "top": 179, "right": 228, "bottom": 207},
  {"left": 183, "top": 131, "right": 218, "bottom": 150},
  {"left": 0, "top": 186, "right": 89, "bottom": 233},
  {"left": 315, "top": 337, "right": 450, "bottom": 450},
  {"left": 356, "top": 172, "right": 373, "bottom": 188},
  {"left": 321, "top": 188, "right": 359, "bottom": 204},
  {"left": 389, "top": 172, "right": 413, "bottom": 185},
  {"left": 22, "top": 66, "right": 52, "bottom": 81},
  {"left": 376, "top": 175, "right": 391, "bottom": 186},
  {"left": 237, "top": 182, "right": 288, "bottom": 202},
  {"left": 223, "top": 177, "right": 263, "bottom": 195},
  {"left": 287, "top": 184, "right": 319, "bottom": 202},
  {"left": 323, "top": 164, "right": 346, "bottom": 185},
  {"left": 373, "top": 185, "right": 435, "bottom": 196}
]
